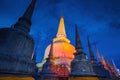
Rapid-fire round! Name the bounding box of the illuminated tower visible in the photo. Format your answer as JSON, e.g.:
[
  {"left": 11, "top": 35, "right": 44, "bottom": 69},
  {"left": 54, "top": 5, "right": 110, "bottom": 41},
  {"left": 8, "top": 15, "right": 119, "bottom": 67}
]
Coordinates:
[
  {"left": 40, "top": 40, "right": 57, "bottom": 80},
  {"left": 70, "top": 26, "right": 96, "bottom": 77},
  {"left": 42, "top": 16, "right": 75, "bottom": 67},
  {"left": 0, "top": 0, "right": 36, "bottom": 79}
]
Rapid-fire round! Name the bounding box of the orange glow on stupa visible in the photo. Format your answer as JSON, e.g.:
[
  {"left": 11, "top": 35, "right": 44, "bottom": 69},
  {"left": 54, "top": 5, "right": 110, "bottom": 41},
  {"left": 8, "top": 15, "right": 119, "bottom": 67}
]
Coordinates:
[{"left": 44, "top": 16, "right": 75, "bottom": 66}]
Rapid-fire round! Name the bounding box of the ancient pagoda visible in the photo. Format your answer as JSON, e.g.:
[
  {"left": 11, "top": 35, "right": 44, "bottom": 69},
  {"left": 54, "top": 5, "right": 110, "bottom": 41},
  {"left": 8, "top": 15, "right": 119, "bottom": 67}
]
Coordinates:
[
  {"left": 69, "top": 25, "right": 98, "bottom": 80},
  {"left": 87, "top": 38, "right": 110, "bottom": 79},
  {"left": 0, "top": 0, "right": 36, "bottom": 80}
]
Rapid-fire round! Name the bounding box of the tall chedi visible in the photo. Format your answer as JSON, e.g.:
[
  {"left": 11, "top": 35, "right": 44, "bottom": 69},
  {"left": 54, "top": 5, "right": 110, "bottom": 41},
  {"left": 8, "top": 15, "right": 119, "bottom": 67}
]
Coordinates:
[
  {"left": 42, "top": 16, "right": 75, "bottom": 71},
  {"left": 40, "top": 40, "right": 57, "bottom": 80},
  {"left": 69, "top": 26, "right": 98, "bottom": 80},
  {"left": 88, "top": 38, "right": 110, "bottom": 79},
  {"left": 0, "top": 0, "right": 36, "bottom": 80}
]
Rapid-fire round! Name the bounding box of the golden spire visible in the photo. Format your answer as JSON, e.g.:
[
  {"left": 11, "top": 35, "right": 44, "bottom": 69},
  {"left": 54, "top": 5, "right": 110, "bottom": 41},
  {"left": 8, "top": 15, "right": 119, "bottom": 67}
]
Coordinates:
[
  {"left": 56, "top": 16, "right": 66, "bottom": 38},
  {"left": 53, "top": 16, "right": 70, "bottom": 43}
]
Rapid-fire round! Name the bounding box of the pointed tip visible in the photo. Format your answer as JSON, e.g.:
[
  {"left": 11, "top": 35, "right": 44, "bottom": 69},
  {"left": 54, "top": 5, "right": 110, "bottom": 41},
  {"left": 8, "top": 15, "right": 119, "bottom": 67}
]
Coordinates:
[
  {"left": 60, "top": 15, "right": 64, "bottom": 19},
  {"left": 87, "top": 36, "right": 91, "bottom": 46},
  {"left": 87, "top": 37, "right": 91, "bottom": 48},
  {"left": 60, "top": 16, "right": 64, "bottom": 21},
  {"left": 33, "top": 0, "right": 36, "bottom": 2},
  {"left": 31, "top": 0, "right": 36, "bottom": 3},
  {"left": 75, "top": 24, "right": 78, "bottom": 33}
]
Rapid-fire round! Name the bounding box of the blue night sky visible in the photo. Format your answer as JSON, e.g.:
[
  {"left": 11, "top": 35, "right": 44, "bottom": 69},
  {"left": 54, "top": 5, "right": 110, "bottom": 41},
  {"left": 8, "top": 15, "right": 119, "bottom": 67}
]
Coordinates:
[{"left": 0, "top": 0, "right": 120, "bottom": 68}]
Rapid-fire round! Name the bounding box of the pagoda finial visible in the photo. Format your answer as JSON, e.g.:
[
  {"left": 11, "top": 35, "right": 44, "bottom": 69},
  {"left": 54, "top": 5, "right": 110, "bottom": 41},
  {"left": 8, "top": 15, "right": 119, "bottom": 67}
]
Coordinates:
[
  {"left": 75, "top": 25, "right": 83, "bottom": 50},
  {"left": 56, "top": 16, "right": 66, "bottom": 38},
  {"left": 14, "top": 0, "right": 36, "bottom": 33},
  {"left": 87, "top": 37, "right": 96, "bottom": 63}
]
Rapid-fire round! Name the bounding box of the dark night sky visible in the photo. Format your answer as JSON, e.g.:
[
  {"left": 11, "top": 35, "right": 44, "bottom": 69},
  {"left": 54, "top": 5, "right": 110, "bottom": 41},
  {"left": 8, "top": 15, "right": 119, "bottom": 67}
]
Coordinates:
[{"left": 0, "top": 0, "right": 120, "bottom": 68}]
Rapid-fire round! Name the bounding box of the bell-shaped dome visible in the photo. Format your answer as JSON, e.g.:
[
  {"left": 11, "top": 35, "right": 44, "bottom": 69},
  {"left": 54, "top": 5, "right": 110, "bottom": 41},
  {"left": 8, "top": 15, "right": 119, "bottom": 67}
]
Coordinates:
[{"left": 44, "top": 41, "right": 75, "bottom": 65}]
